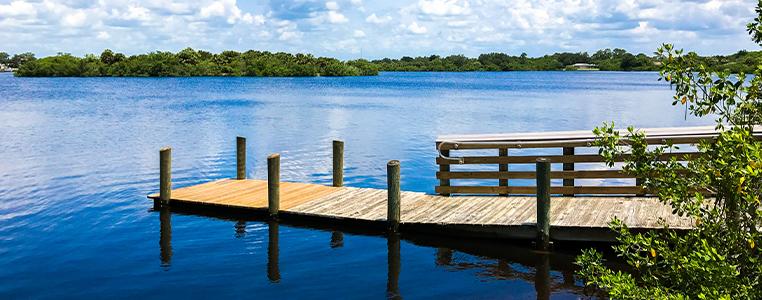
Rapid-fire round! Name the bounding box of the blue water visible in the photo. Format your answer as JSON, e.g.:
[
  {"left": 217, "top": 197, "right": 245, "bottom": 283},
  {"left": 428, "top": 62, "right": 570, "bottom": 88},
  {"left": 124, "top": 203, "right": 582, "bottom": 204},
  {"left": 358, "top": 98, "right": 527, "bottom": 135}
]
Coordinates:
[{"left": 0, "top": 71, "right": 708, "bottom": 299}]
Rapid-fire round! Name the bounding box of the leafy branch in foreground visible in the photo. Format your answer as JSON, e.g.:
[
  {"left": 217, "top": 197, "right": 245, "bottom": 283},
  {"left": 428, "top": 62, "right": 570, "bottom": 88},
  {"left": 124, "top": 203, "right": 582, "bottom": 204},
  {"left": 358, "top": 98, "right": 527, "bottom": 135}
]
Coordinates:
[{"left": 576, "top": 1, "right": 762, "bottom": 299}]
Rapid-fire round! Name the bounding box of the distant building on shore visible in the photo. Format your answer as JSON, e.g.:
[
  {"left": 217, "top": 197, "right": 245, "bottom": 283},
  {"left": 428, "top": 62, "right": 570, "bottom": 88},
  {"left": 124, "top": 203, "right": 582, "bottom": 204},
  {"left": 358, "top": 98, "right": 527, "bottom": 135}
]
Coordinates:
[
  {"left": 567, "top": 63, "right": 599, "bottom": 71},
  {"left": 0, "top": 64, "right": 14, "bottom": 72}
]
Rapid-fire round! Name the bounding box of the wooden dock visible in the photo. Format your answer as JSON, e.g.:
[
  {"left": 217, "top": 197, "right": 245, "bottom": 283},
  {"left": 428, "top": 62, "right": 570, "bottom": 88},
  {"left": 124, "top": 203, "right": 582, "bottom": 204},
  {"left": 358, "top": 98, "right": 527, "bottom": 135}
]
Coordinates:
[
  {"left": 149, "top": 178, "right": 692, "bottom": 242},
  {"left": 146, "top": 127, "right": 753, "bottom": 244}
]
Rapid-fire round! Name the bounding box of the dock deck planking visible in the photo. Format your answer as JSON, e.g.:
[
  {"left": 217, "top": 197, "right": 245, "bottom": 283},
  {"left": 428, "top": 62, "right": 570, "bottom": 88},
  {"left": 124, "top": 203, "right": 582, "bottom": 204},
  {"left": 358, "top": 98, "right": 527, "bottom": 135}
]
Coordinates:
[{"left": 148, "top": 179, "right": 692, "bottom": 242}]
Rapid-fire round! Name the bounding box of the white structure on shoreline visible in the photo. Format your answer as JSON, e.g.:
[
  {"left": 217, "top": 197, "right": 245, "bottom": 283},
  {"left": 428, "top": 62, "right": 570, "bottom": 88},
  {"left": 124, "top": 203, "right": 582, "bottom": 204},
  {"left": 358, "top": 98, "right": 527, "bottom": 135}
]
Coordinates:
[{"left": 568, "top": 63, "right": 599, "bottom": 70}]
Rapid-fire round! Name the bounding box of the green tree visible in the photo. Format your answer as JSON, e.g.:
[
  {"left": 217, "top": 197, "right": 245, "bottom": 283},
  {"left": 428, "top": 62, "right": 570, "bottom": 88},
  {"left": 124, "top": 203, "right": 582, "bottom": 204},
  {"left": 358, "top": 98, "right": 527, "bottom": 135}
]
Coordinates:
[
  {"left": 0, "top": 52, "right": 9, "bottom": 65},
  {"left": 9, "top": 52, "right": 36, "bottom": 68},
  {"left": 576, "top": 2, "right": 762, "bottom": 299}
]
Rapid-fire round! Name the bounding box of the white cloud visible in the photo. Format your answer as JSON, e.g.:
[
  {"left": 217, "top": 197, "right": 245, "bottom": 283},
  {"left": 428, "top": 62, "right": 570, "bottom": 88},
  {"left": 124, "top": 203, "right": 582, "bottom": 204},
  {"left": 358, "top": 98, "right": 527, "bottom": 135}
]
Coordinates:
[
  {"left": 407, "top": 22, "right": 428, "bottom": 34},
  {"left": 418, "top": 0, "right": 470, "bottom": 16},
  {"left": 327, "top": 10, "right": 348, "bottom": 24},
  {"left": 0, "top": 1, "right": 37, "bottom": 17},
  {"left": 353, "top": 30, "right": 366, "bottom": 38},
  {"left": 366, "top": 13, "right": 392, "bottom": 24},
  {"left": 96, "top": 31, "right": 110, "bottom": 40},
  {"left": 326, "top": 1, "right": 340, "bottom": 10}
]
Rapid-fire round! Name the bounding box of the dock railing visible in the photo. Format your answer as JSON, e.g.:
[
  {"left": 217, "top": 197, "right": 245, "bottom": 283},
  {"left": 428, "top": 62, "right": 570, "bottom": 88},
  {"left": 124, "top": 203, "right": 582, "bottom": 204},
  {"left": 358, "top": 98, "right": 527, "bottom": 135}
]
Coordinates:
[{"left": 435, "top": 125, "right": 761, "bottom": 196}]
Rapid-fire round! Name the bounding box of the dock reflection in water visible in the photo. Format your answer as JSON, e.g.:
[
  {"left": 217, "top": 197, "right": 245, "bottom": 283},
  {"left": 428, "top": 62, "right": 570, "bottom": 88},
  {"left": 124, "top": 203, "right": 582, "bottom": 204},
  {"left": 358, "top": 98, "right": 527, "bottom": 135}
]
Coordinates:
[{"left": 156, "top": 208, "right": 593, "bottom": 299}]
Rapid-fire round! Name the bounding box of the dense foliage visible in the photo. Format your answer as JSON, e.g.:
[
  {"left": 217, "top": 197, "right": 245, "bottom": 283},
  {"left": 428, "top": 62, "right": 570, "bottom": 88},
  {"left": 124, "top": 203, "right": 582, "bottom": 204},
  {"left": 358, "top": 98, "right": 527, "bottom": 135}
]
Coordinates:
[
  {"left": 14, "top": 48, "right": 378, "bottom": 77},
  {"left": 7, "top": 47, "right": 761, "bottom": 76},
  {"left": 576, "top": 2, "right": 762, "bottom": 299},
  {"left": 372, "top": 49, "right": 762, "bottom": 73},
  {"left": 0, "top": 52, "right": 36, "bottom": 69},
  {"left": 373, "top": 49, "right": 658, "bottom": 71}
]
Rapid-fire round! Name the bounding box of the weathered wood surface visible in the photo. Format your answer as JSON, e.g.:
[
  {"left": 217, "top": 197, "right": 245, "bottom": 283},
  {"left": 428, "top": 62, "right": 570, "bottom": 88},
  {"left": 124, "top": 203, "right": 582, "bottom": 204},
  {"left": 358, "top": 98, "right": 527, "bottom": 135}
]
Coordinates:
[{"left": 148, "top": 179, "right": 693, "bottom": 241}]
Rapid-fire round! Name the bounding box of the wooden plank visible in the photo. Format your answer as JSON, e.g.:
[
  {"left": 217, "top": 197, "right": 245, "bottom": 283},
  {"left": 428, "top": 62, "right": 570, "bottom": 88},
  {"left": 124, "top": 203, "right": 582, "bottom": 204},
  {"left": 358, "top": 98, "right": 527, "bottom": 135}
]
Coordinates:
[
  {"left": 436, "top": 125, "right": 762, "bottom": 149},
  {"left": 435, "top": 185, "right": 644, "bottom": 195},
  {"left": 437, "top": 170, "right": 634, "bottom": 179},
  {"left": 436, "top": 152, "right": 701, "bottom": 165}
]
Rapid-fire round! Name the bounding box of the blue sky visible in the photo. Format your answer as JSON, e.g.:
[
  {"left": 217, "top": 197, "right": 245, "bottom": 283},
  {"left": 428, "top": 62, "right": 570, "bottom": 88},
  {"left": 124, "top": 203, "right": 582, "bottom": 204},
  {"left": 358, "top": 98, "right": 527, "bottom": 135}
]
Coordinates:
[{"left": 0, "top": 0, "right": 758, "bottom": 59}]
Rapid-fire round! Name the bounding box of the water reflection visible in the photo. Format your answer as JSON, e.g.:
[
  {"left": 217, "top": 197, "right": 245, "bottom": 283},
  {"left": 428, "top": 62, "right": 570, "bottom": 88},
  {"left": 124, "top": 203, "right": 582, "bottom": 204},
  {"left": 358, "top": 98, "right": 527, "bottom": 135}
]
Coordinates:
[
  {"left": 155, "top": 207, "right": 595, "bottom": 298},
  {"left": 159, "top": 207, "right": 172, "bottom": 268},
  {"left": 235, "top": 220, "right": 247, "bottom": 238},
  {"left": 330, "top": 231, "right": 344, "bottom": 248},
  {"left": 387, "top": 233, "right": 401, "bottom": 300},
  {"left": 268, "top": 220, "right": 281, "bottom": 283},
  {"left": 435, "top": 248, "right": 453, "bottom": 266},
  {"left": 535, "top": 253, "right": 551, "bottom": 300}
]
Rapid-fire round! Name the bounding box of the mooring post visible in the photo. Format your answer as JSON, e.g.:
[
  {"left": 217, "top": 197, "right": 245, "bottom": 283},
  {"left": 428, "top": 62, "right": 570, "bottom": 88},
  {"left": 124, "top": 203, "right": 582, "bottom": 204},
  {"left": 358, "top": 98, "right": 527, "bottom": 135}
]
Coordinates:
[
  {"left": 159, "top": 147, "right": 172, "bottom": 205},
  {"left": 268, "top": 153, "right": 280, "bottom": 218},
  {"left": 439, "top": 147, "right": 450, "bottom": 196},
  {"left": 387, "top": 160, "right": 401, "bottom": 232},
  {"left": 636, "top": 178, "right": 645, "bottom": 196},
  {"left": 499, "top": 148, "right": 508, "bottom": 196},
  {"left": 333, "top": 140, "right": 344, "bottom": 187},
  {"left": 536, "top": 158, "right": 551, "bottom": 250},
  {"left": 562, "top": 147, "right": 574, "bottom": 196},
  {"left": 236, "top": 136, "right": 246, "bottom": 180}
]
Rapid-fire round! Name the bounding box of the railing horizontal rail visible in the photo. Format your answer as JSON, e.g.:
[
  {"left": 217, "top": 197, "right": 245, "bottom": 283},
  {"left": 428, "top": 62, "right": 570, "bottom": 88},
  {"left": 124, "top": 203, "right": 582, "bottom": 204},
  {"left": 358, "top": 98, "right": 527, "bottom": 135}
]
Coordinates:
[
  {"left": 436, "top": 152, "right": 701, "bottom": 165},
  {"left": 435, "top": 186, "right": 644, "bottom": 195},
  {"left": 437, "top": 170, "right": 635, "bottom": 179},
  {"left": 436, "top": 136, "right": 720, "bottom": 150}
]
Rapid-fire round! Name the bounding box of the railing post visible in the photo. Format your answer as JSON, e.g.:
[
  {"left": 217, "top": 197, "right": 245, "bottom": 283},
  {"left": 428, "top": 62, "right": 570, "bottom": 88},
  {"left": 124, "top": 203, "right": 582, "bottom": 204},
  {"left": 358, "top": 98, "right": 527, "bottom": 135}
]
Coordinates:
[
  {"left": 333, "top": 140, "right": 344, "bottom": 187},
  {"left": 636, "top": 178, "right": 645, "bottom": 196},
  {"left": 159, "top": 147, "right": 172, "bottom": 205},
  {"left": 499, "top": 148, "right": 508, "bottom": 196},
  {"left": 536, "top": 158, "right": 551, "bottom": 251},
  {"left": 387, "top": 160, "right": 401, "bottom": 232},
  {"left": 562, "top": 147, "right": 574, "bottom": 196},
  {"left": 237, "top": 136, "right": 246, "bottom": 180},
  {"left": 268, "top": 153, "right": 280, "bottom": 218},
  {"left": 439, "top": 147, "right": 450, "bottom": 196}
]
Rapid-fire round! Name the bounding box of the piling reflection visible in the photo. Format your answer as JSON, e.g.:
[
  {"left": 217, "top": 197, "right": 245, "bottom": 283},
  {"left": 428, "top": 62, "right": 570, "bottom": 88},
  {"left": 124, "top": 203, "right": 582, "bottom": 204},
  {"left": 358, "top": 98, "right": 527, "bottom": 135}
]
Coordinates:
[
  {"left": 156, "top": 206, "right": 595, "bottom": 297},
  {"left": 535, "top": 253, "right": 551, "bottom": 300},
  {"left": 387, "top": 233, "right": 401, "bottom": 300},
  {"left": 435, "top": 248, "right": 453, "bottom": 266},
  {"left": 330, "top": 231, "right": 344, "bottom": 248},
  {"left": 159, "top": 207, "right": 172, "bottom": 268},
  {"left": 235, "top": 220, "right": 246, "bottom": 238},
  {"left": 267, "top": 220, "right": 281, "bottom": 283}
]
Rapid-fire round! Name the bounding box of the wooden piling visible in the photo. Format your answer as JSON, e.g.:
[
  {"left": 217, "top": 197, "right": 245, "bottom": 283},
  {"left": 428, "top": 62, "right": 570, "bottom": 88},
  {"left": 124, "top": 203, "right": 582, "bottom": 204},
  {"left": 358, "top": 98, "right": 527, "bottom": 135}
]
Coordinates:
[
  {"left": 499, "top": 148, "right": 508, "bottom": 196},
  {"left": 439, "top": 148, "right": 450, "bottom": 196},
  {"left": 159, "top": 147, "right": 171, "bottom": 205},
  {"left": 333, "top": 140, "right": 344, "bottom": 187},
  {"left": 562, "top": 147, "right": 574, "bottom": 196},
  {"left": 268, "top": 153, "right": 280, "bottom": 217},
  {"left": 636, "top": 178, "right": 645, "bottom": 196},
  {"left": 536, "top": 158, "right": 551, "bottom": 250},
  {"left": 236, "top": 136, "right": 246, "bottom": 180},
  {"left": 387, "top": 160, "right": 401, "bottom": 232}
]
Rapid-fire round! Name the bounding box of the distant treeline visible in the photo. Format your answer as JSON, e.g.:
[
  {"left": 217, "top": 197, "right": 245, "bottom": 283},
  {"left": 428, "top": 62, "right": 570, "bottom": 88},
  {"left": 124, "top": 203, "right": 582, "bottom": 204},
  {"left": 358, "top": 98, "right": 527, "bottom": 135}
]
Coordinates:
[
  {"left": 372, "top": 49, "right": 762, "bottom": 73},
  {"left": 12, "top": 49, "right": 379, "bottom": 77},
  {"left": 5, "top": 48, "right": 761, "bottom": 77}
]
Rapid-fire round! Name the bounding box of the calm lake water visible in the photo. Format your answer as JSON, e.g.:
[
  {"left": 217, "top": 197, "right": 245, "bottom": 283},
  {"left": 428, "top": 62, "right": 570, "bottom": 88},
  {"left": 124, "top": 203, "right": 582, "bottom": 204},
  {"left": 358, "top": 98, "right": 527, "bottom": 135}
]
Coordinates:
[{"left": 0, "top": 72, "right": 708, "bottom": 299}]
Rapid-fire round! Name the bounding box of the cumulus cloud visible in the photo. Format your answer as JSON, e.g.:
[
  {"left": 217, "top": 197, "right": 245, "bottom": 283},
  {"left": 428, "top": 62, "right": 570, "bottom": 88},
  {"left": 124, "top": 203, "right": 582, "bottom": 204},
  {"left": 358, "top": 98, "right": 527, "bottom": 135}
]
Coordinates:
[
  {"left": 418, "top": 0, "right": 471, "bottom": 16},
  {"left": 366, "top": 13, "right": 392, "bottom": 24},
  {"left": 406, "top": 22, "right": 428, "bottom": 34}
]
